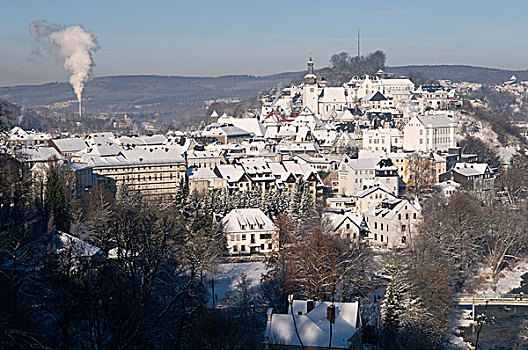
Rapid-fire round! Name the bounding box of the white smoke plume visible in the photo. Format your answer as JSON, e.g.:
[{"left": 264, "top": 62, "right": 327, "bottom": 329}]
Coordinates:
[{"left": 29, "top": 20, "right": 99, "bottom": 117}]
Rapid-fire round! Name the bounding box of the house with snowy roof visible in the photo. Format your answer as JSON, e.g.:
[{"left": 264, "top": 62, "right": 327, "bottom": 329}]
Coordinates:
[
  {"left": 9, "top": 127, "right": 52, "bottom": 148},
  {"left": 216, "top": 115, "right": 266, "bottom": 137},
  {"left": 214, "top": 164, "right": 250, "bottom": 192},
  {"left": 403, "top": 114, "right": 457, "bottom": 152},
  {"left": 187, "top": 167, "right": 227, "bottom": 195},
  {"left": 264, "top": 299, "right": 362, "bottom": 350},
  {"left": 49, "top": 137, "right": 87, "bottom": 159},
  {"left": 201, "top": 123, "right": 252, "bottom": 144},
  {"left": 446, "top": 162, "right": 495, "bottom": 193},
  {"left": 220, "top": 208, "right": 277, "bottom": 255},
  {"left": 323, "top": 210, "right": 364, "bottom": 243},
  {"left": 364, "top": 198, "right": 421, "bottom": 248}
]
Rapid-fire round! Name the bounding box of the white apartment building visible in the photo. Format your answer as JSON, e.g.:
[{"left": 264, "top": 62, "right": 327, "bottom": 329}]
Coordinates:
[{"left": 403, "top": 114, "right": 457, "bottom": 152}]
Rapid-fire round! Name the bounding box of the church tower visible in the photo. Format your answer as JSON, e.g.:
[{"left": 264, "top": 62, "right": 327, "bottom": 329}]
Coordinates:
[{"left": 303, "top": 57, "right": 319, "bottom": 115}]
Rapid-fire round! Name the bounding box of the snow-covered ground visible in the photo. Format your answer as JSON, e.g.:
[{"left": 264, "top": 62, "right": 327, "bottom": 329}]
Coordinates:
[
  {"left": 207, "top": 261, "right": 267, "bottom": 307},
  {"left": 471, "top": 260, "right": 528, "bottom": 294}
]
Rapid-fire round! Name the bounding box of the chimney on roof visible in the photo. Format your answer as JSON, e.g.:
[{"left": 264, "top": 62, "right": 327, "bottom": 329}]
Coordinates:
[
  {"left": 306, "top": 300, "right": 315, "bottom": 313},
  {"left": 327, "top": 305, "right": 336, "bottom": 324},
  {"left": 267, "top": 308, "right": 273, "bottom": 322}
]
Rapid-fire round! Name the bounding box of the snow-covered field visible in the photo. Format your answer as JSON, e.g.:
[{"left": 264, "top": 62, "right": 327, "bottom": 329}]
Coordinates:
[{"left": 207, "top": 261, "right": 267, "bottom": 307}]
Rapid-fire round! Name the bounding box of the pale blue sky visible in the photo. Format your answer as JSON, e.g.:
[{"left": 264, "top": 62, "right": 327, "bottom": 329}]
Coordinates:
[{"left": 1, "top": 0, "right": 527, "bottom": 86}]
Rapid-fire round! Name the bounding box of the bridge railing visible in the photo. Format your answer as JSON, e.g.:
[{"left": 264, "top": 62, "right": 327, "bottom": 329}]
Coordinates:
[{"left": 455, "top": 293, "right": 527, "bottom": 302}]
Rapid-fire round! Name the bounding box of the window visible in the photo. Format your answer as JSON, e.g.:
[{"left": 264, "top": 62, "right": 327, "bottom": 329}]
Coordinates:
[
  {"left": 231, "top": 235, "right": 235, "bottom": 241},
  {"left": 268, "top": 243, "right": 272, "bottom": 249},
  {"left": 401, "top": 224, "right": 407, "bottom": 232},
  {"left": 374, "top": 222, "right": 377, "bottom": 229},
  {"left": 374, "top": 233, "right": 378, "bottom": 241},
  {"left": 413, "top": 213, "right": 417, "bottom": 219},
  {"left": 241, "top": 245, "right": 246, "bottom": 252},
  {"left": 401, "top": 236, "right": 407, "bottom": 244},
  {"left": 398, "top": 214, "right": 401, "bottom": 220},
  {"left": 233, "top": 245, "right": 238, "bottom": 252},
  {"left": 346, "top": 223, "right": 350, "bottom": 230},
  {"left": 380, "top": 223, "right": 384, "bottom": 230},
  {"left": 241, "top": 234, "right": 246, "bottom": 241},
  {"left": 381, "top": 235, "right": 384, "bottom": 242}
]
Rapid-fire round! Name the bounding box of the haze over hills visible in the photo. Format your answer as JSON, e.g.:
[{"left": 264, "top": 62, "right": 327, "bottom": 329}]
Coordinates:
[
  {"left": 1, "top": 65, "right": 527, "bottom": 118},
  {"left": 385, "top": 65, "right": 528, "bottom": 85}
]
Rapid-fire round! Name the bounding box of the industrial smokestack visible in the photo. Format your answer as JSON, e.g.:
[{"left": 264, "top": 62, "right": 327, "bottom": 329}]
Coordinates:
[{"left": 29, "top": 20, "right": 99, "bottom": 117}]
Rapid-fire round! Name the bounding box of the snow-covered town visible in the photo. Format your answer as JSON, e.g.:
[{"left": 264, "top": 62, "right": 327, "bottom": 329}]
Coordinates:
[
  {"left": 3, "top": 3, "right": 528, "bottom": 349},
  {"left": 4, "top": 56, "right": 528, "bottom": 348}
]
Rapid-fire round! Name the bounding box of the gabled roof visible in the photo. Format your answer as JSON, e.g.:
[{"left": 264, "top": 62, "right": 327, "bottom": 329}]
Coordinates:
[
  {"left": 220, "top": 208, "right": 276, "bottom": 233},
  {"left": 452, "top": 162, "right": 491, "bottom": 177},
  {"left": 364, "top": 198, "right": 420, "bottom": 220},
  {"left": 215, "top": 164, "right": 246, "bottom": 183},
  {"left": 266, "top": 300, "right": 360, "bottom": 349},
  {"left": 323, "top": 211, "right": 363, "bottom": 232}
]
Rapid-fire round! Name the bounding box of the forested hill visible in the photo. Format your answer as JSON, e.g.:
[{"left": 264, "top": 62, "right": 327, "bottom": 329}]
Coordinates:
[
  {"left": 1, "top": 65, "right": 527, "bottom": 119},
  {"left": 0, "top": 73, "right": 304, "bottom": 117},
  {"left": 386, "top": 65, "right": 528, "bottom": 85}
]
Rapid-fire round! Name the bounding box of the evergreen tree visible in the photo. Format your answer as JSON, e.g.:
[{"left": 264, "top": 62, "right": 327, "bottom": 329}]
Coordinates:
[{"left": 45, "top": 166, "right": 69, "bottom": 232}]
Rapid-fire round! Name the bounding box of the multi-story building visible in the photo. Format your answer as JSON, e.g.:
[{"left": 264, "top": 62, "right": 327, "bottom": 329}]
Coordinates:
[
  {"left": 362, "top": 128, "right": 403, "bottom": 152},
  {"left": 220, "top": 208, "right": 278, "bottom": 255},
  {"left": 364, "top": 198, "right": 421, "bottom": 248},
  {"left": 76, "top": 146, "right": 187, "bottom": 197},
  {"left": 338, "top": 157, "right": 399, "bottom": 196},
  {"left": 403, "top": 114, "right": 457, "bottom": 152}
]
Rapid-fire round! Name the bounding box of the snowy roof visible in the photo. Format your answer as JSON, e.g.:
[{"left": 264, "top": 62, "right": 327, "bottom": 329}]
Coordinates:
[
  {"left": 55, "top": 231, "right": 101, "bottom": 258},
  {"left": 79, "top": 146, "right": 185, "bottom": 167},
  {"left": 363, "top": 91, "right": 388, "bottom": 102},
  {"left": 341, "top": 156, "right": 397, "bottom": 171},
  {"left": 453, "top": 162, "right": 491, "bottom": 177},
  {"left": 215, "top": 164, "right": 246, "bottom": 182},
  {"left": 434, "top": 180, "right": 461, "bottom": 192},
  {"left": 266, "top": 300, "right": 360, "bottom": 349},
  {"left": 216, "top": 116, "right": 266, "bottom": 137},
  {"left": 16, "top": 147, "right": 62, "bottom": 163},
  {"left": 202, "top": 124, "right": 252, "bottom": 138},
  {"left": 364, "top": 198, "right": 420, "bottom": 220},
  {"left": 187, "top": 150, "right": 221, "bottom": 159},
  {"left": 51, "top": 137, "right": 87, "bottom": 153},
  {"left": 319, "top": 87, "right": 347, "bottom": 103},
  {"left": 323, "top": 211, "right": 363, "bottom": 232},
  {"left": 220, "top": 208, "right": 276, "bottom": 233},
  {"left": 349, "top": 186, "right": 395, "bottom": 199},
  {"left": 188, "top": 167, "right": 220, "bottom": 181},
  {"left": 415, "top": 114, "right": 455, "bottom": 128}
]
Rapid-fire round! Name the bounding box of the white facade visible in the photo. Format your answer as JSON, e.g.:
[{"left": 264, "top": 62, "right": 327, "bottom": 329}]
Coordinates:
[
  {"left": 338, "top": 157, "right": 399, "bottom": 196},
  {"left": 403, "top": 114, "right": 457, "bottom": 152},
  {"left": 221, "top": 208, "right": 278, "bottom": 255},
  {"left": 362, "top": 128, "right": 403, "bottom": 152},
  {"left": 364, "top": 199, "right": 421, "bottom": 248}
]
